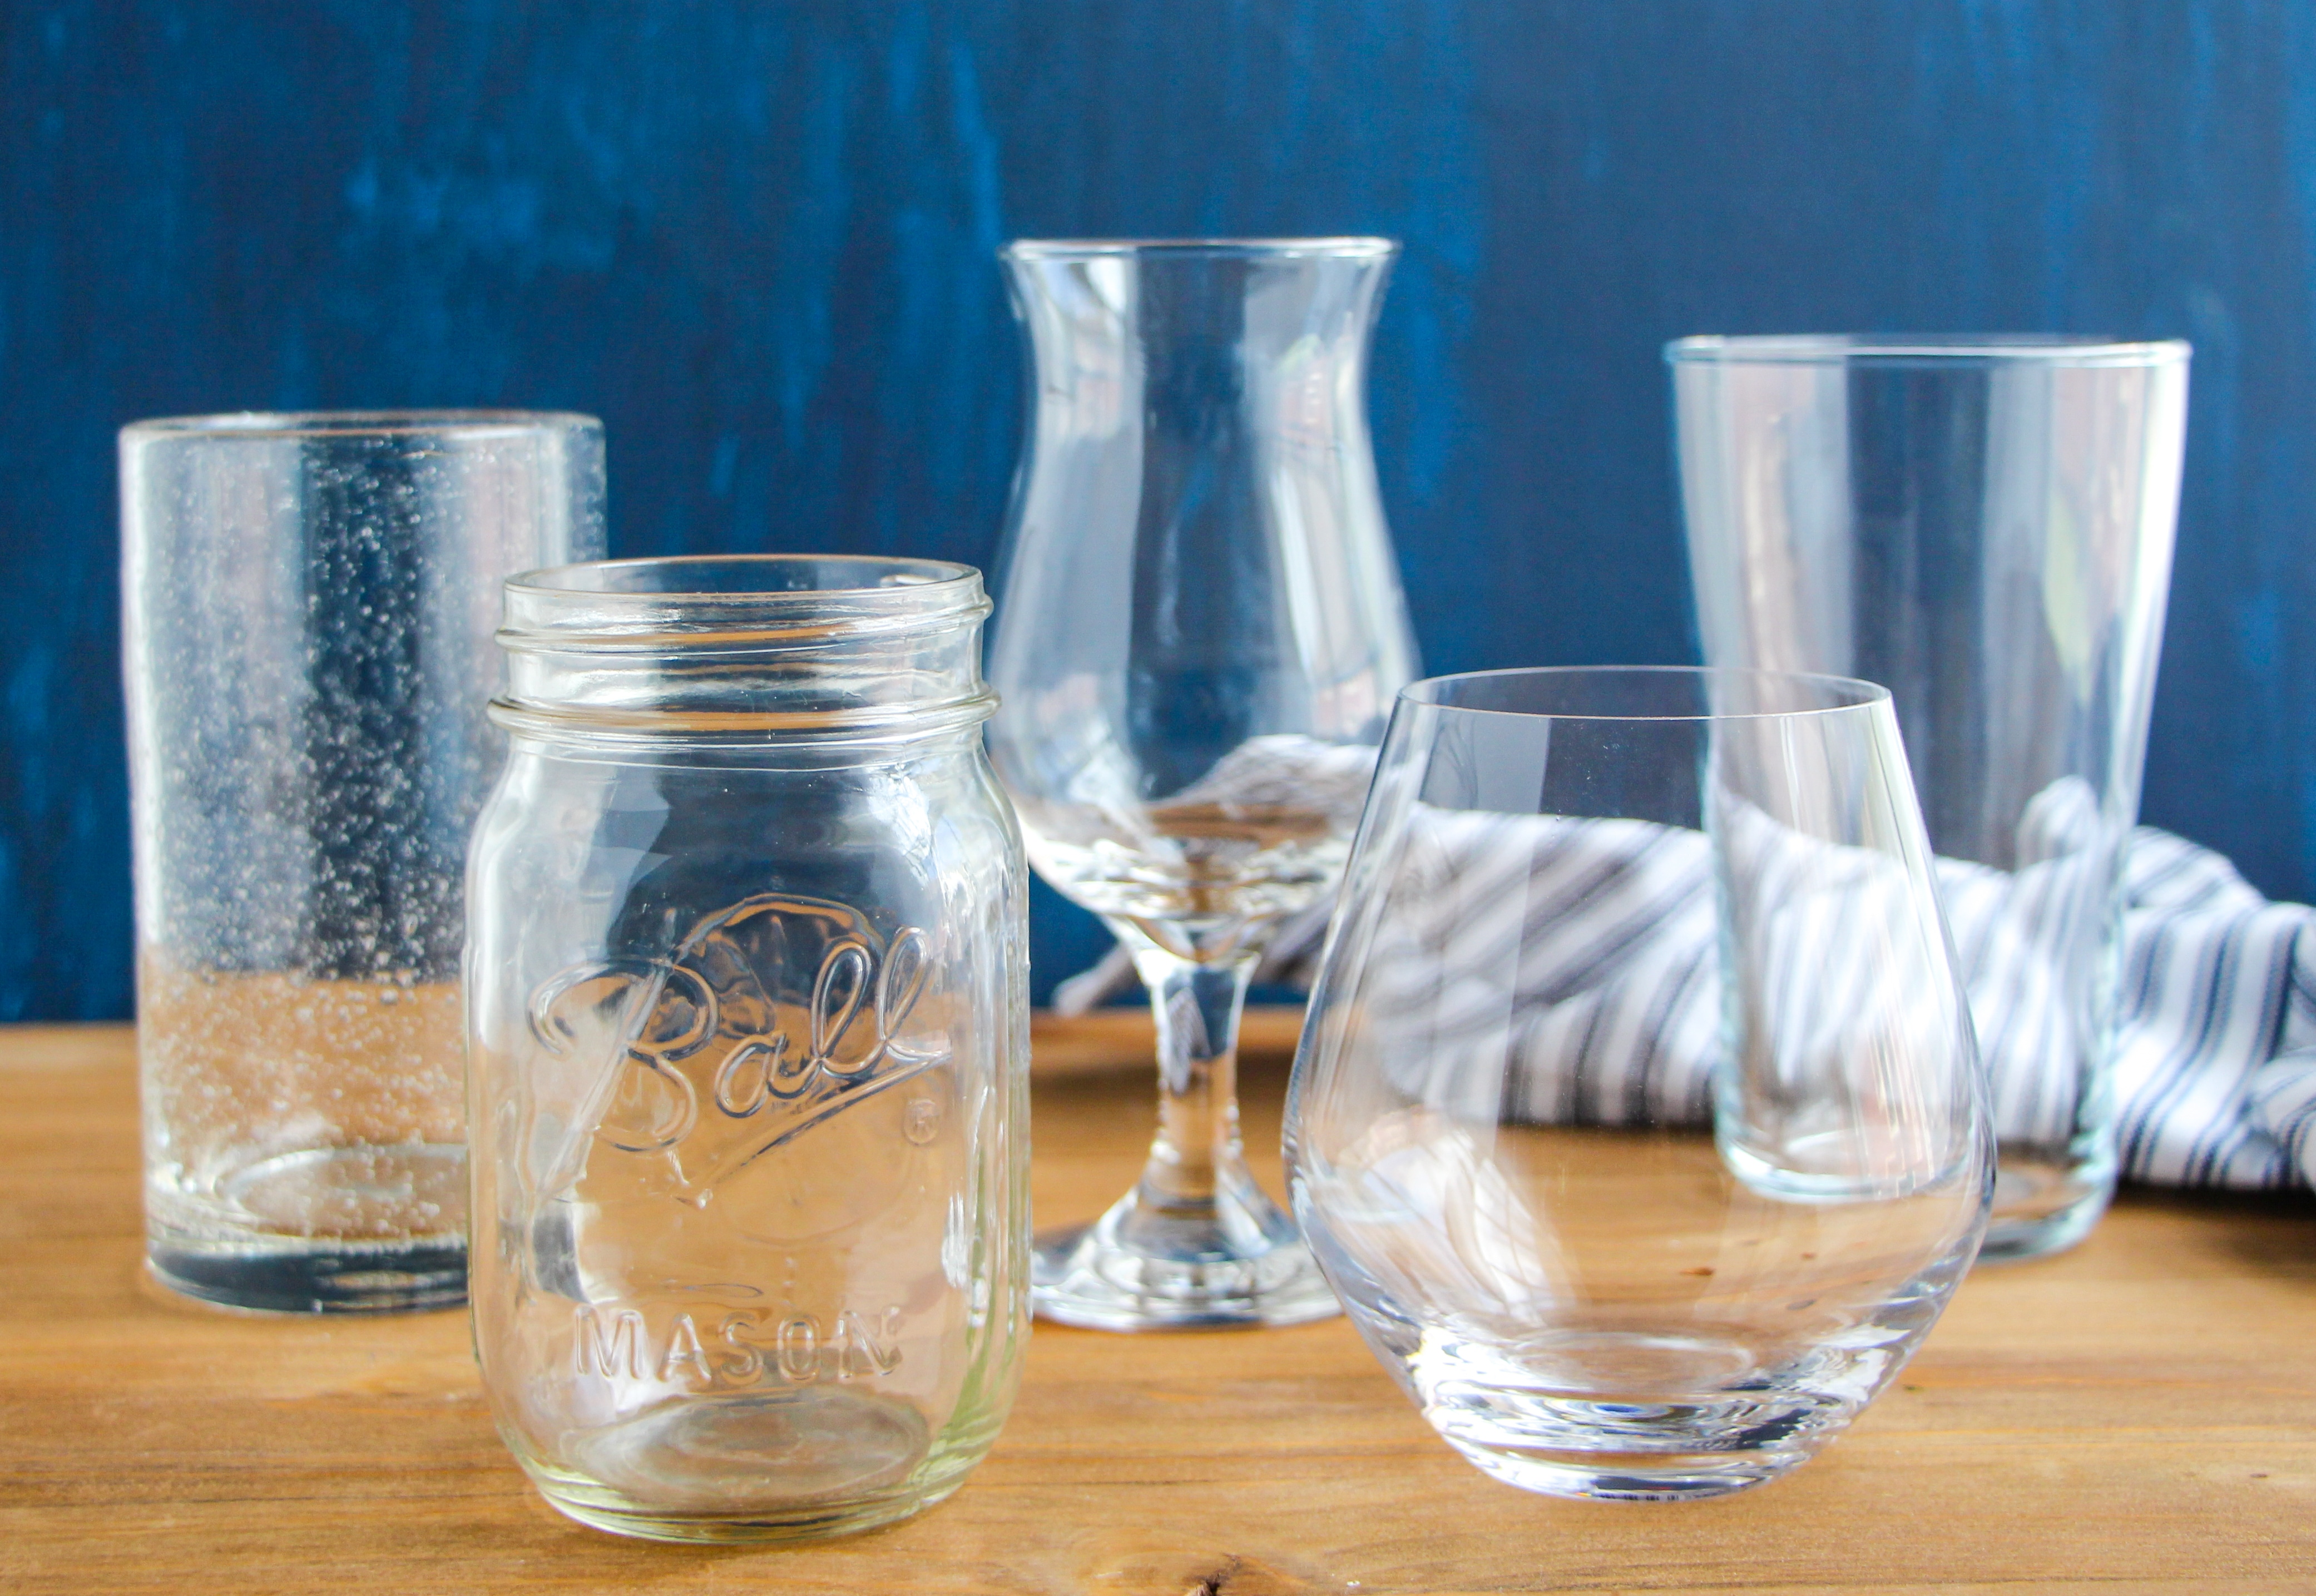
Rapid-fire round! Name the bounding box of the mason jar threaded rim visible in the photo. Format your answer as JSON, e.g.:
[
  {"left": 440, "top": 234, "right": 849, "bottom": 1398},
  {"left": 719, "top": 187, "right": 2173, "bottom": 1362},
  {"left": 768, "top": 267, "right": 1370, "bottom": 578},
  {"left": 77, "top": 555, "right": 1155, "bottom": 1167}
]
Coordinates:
[{"left": 493, "top": 554, "right": 997, "bottom": 744}]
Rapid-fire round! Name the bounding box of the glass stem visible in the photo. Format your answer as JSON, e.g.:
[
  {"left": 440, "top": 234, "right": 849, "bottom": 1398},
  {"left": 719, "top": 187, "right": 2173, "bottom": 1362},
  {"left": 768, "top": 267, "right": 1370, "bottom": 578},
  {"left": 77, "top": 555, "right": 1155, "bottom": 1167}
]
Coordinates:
[{"left": 1127, "top": 945, "right": 1258, "bottom": 1213}]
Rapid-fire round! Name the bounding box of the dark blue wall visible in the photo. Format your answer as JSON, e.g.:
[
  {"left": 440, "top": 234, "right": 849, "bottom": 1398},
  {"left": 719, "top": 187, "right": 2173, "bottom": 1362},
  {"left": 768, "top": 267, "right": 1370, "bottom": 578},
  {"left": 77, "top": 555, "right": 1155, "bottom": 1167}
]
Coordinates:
[{"left": 6, "top": 0, "right": 2312, "bottom": 1017}]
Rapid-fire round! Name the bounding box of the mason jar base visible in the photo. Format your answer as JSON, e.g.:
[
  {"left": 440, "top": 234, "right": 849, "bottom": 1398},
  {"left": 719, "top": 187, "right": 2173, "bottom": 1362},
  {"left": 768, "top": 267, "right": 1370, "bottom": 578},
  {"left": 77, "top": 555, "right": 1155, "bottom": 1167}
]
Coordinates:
[
  {"left": 516, "top": 1388, "right": 981, "bottom": 1545},
  {"left": 533, "top": 1480, "right": 960, "bottom": 1545},
  {"left": 148, "top": 1239, "right": 466, "bottom": 1314}
]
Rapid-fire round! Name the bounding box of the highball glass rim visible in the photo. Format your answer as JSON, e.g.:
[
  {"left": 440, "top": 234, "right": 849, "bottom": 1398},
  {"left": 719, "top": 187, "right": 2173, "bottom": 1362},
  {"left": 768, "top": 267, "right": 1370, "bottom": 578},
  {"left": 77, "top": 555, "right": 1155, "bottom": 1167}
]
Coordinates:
[
  {"left": 119, "top": 409, "right": 602, "bottom": 441},
  {"left": 1400, "top": 664, "right": 1893, "bottom": 723},
  {"left": 1664, "top": 334, "right": 2191, "bottom": 369}
]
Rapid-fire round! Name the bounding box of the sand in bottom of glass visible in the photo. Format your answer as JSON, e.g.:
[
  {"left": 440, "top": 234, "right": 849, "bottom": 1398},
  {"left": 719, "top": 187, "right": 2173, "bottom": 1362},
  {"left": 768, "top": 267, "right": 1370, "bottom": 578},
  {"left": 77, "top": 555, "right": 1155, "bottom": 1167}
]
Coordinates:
[{"left": 141, "top": 966, "right": 467, "bottom": 1313}]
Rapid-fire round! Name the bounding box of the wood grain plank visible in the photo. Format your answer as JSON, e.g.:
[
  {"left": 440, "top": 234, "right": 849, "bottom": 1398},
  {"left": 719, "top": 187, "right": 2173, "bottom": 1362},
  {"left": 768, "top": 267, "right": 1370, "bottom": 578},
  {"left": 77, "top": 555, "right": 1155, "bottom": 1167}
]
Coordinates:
[
  {"left": 1, "top": 1024, "right": 2311, "bottom": 1593},
  {"left": 1028, "top": 1004, "right": 1308, "bottom": 1077}
]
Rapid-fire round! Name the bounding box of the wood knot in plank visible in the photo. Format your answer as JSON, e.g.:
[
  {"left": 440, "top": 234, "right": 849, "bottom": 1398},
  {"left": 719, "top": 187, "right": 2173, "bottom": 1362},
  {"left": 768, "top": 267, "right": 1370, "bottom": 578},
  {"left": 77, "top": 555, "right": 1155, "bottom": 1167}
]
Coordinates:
[{"left": 1181, "top": 1553, "right": 1337, "bottom": 1595}]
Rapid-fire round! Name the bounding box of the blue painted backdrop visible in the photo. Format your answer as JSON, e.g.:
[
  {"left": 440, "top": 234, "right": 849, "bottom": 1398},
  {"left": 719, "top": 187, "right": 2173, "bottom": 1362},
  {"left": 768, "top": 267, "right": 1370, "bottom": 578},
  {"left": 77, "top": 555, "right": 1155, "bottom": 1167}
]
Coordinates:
[{"left": 5, "top": 0, "right": 2311, "bottom": 1017}]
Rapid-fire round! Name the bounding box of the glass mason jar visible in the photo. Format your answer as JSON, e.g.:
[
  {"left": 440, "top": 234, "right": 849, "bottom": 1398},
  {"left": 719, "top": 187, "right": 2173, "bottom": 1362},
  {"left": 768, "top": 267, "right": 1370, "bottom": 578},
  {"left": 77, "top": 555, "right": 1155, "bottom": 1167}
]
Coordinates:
[{"left": 465, "top": 555, "right": 1030, "bottom": 1543}]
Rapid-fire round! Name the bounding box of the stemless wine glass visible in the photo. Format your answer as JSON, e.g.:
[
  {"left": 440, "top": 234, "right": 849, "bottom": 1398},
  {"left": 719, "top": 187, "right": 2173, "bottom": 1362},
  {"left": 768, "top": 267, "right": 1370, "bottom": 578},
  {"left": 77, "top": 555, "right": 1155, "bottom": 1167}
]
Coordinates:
[
  {"left": 988, "top": 237, "right": 1419, "bottom": 1329},
  {"left": 1287, "top": 667, "right": 1992, "bottom": 1499}
]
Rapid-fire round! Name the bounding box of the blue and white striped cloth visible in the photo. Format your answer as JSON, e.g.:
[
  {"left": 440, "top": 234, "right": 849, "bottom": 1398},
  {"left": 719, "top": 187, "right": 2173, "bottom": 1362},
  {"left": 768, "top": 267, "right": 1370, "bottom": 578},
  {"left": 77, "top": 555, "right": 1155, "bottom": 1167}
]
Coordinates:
[
  {"left": 2110, "top": 829, "right": 2316, "bottom": 1188},
  {"left": 1060, "top": 817, "right": 2316, "bottom": 1191}
]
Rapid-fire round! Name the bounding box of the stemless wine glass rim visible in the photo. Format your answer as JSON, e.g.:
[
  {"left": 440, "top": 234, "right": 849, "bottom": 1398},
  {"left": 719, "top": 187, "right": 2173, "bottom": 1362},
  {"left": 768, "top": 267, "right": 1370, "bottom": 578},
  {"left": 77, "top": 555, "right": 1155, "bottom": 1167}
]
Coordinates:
[
  {"left": 507, "top": 553, "right": 983, "bottom": 606},
  {"left": 1400, "top": 665, "right": 1892, "bottom": 723},
  {"left": 1665, "top": 334, "right": 2190, "bottom": 369},
  {"left": 120, "top": 409, "right": 600, "bottom": 440},
  {"left": 1002, "top": 236, "right": 1398, "bottom": 262}
]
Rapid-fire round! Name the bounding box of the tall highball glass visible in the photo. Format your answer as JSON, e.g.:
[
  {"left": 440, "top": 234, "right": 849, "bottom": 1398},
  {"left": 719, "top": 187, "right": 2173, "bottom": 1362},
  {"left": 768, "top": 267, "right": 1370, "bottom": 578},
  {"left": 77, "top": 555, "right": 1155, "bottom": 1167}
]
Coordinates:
[
  {"left": 1287, "top": 667, "right": 1992, "bottom": 1500},
  {"left": 123, "top": 412, "right": 604, "bottom": 1312},
  {"left": 989, "top": 238, "right": 1419, "bottom": 1329},
  {"left": 1670, "top": 336, "right": 2188, "bottom": 1260}
]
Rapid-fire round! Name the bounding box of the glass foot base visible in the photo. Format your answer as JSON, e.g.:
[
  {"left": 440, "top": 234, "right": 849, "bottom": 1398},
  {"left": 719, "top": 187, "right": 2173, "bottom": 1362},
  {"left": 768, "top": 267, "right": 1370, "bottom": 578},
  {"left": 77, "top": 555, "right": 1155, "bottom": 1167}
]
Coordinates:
[
  {"left": 1032, "top": 1188, "right": 1342, "bottom": 1331},
  {"left": 149, "top": 1239, "right": 466, "bottom": 1314}
]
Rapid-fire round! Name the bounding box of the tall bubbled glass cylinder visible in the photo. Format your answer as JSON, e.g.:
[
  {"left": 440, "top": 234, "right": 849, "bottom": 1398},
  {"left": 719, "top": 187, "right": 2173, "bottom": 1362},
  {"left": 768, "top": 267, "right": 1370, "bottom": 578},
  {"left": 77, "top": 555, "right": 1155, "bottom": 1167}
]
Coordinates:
[{"left": 123, "top": 412, "right": 603, "bottom": 1314}]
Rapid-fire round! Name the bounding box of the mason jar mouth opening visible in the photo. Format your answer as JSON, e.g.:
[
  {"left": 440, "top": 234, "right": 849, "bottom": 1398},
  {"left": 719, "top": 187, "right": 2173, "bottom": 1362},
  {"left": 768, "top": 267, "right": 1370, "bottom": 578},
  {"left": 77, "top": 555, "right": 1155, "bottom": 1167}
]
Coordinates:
[
  {"left": 494, "top": 553, "right": 998, "bottom": 745},
  {"left": 501, "top": 555, "right": 993, "bottom": 652},
  {"left": 511, "top": 553, "right": 982, "bottom": 603}
]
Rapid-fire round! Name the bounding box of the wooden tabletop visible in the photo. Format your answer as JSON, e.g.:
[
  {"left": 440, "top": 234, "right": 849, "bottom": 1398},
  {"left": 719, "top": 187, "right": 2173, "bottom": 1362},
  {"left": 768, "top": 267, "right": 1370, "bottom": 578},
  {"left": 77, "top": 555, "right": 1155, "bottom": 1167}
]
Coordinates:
[{"left": 3, "top": 1017, "right": 2312, "bottom": 1594}]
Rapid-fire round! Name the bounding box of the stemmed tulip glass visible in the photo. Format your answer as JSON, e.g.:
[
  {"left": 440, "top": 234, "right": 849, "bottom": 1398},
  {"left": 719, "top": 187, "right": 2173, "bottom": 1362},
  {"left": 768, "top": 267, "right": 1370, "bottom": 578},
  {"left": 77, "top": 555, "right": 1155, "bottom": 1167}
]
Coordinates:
[
  {"left": 987, "top": 237, "right": 1419, "bottom": 1330},
  {"left": 1286, "top": 667, "right": 1992, "bottom": 1496}
]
